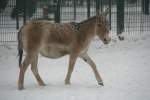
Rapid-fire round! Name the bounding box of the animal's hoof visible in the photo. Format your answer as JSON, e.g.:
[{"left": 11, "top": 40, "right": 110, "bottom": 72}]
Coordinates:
[
  {"left": 65, "top": 81, "right": 71, "bottom": 85},
  {"left": 18, "top": 86, "right": 25, "bottom": 90},
  {"left": 39, "top": 83, "right": 46, "bottom": 86},
  {"left": 98, "top": 82, "right": 104, "bottom": 86},
  {"left": 65, "top": 82, "right": 71, "bottom": 85},
  {"left": 40, "top": 84, "right": 46, "bottom": 86}
]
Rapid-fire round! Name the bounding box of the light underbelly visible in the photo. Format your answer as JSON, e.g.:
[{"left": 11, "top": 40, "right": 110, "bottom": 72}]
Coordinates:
[{"left": 39, "top": 45, "right": 69, "bottom": 59}]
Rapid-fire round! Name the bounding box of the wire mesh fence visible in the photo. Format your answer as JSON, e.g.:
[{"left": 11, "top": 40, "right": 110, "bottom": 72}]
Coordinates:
[
  {"left": 0, "top": 0, "right": 17, "bottom": 44},
  {"left": 0, "top": 0, "right": 150, "bottom": 45}
]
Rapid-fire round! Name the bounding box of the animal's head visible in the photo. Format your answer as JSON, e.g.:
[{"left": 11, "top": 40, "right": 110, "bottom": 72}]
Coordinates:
[{"left": 96, "top": 8, "right": 111, "bottom": 44}]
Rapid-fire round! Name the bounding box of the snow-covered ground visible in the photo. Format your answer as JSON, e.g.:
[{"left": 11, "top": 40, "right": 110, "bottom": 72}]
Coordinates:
[{"left": 0, "top": 33, "right": 150, "bottom": 100}]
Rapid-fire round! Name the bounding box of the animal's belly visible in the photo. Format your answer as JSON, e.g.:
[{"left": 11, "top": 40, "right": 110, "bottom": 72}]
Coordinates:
[{"left": 39, "top": 46, "right": 69, "bottom": 59}]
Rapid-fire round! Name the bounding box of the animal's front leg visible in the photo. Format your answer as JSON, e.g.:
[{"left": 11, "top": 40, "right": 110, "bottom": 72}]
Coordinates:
[
  {"left": 79, "top": 53, "right": 104, "bottom": 86},
  {"left": 65, "top": 53, "right": 78, "bottom": 85}
]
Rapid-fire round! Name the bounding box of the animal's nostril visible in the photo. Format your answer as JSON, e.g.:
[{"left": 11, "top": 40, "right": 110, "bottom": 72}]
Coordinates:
[
  {"left": 104, "top": 38, "right": 107, "bottom": 42},
  {"left": 103, "top": 38, "right": 109, "bottom": 44}
]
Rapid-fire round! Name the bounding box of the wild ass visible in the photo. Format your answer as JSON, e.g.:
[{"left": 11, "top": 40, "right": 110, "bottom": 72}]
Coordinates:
[{"left": 17, "top": 10, "right": 110, "bottom": 90}]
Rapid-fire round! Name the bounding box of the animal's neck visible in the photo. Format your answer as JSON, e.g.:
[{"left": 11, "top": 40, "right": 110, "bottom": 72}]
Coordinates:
[
  {"left": 75, "top": 16, "right": 96, "bottom": 48},
  {"left": 79, "top": 16, "right": 96, "bottom": 40}
]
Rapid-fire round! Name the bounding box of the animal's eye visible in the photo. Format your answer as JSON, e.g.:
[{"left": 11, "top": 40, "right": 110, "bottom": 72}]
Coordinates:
[{"left": 97, "top": 24, "right": 102, "bottom": 27}]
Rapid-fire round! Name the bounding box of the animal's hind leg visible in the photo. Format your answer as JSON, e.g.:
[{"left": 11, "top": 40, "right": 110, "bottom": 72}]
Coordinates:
[
  {"left": 31, "top": 54, "right": 45, "bottom": 86},
  {"left": 79, "top": 53, "right": 104, "bottom": 86},
  {"left": 18, "top": 55, "right": 30, "bottom": 90}
]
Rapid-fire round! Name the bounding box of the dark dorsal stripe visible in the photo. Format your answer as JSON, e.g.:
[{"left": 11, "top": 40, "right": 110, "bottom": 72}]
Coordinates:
[
  {"left": 79, "top": 16, "right": 96, "bottom": 25},
  {"left": 70, "top": 16, "right": 96, "bottom": 31},
  {"left": 70, "top": 22, "right": 80, "bottom": 31}
]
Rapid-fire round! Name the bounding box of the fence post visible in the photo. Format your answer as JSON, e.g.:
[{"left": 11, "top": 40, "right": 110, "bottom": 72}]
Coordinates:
[
  {"left": 87, "top": 0, "right": 91, "bottom": 18},
  {"left": 96, "top": 0, "right": 103, "bottom": 12},
  {"left": 100, "top": 0, "right": 103, "bottom": 12},
  {"left": 43, "top": 6, "right": 49, "bottom": 19},
  {"left": 142, "top": 0, "right": 145, "bottom": 12},
  {"left": 109, "top": 0, "right": 111, "bottom": 30},
  {"left": 117, "top": 0, "right": 124, "bottom": 40},
  {"left": 73, "top": 0, "right": 76, "bottom": 20},
  {"left": 23, "top": 0, "right": 26, "bottom": 25},
  {"left": 145, "top": 0, "right": 149, "bottom": 15},
  {"left": 54, "top": 0, "right": 60, "bottom": 23},
  {"left": 96, "top": 0, "right": 100, "bottom": 10},
  {"left": 142, "top": 0, "right": 149, "bottom": 15},
  {"left": 16, "top": 0, "right": 19, "bottom": 29}
]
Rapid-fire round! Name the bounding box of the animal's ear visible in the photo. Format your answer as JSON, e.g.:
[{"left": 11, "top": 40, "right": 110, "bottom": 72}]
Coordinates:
[
  {"left": 103, "top": 8, "right": 109, "bottom": 16},
  {"left": 96, "top": 9, "right": 100, "bottom": 16}
]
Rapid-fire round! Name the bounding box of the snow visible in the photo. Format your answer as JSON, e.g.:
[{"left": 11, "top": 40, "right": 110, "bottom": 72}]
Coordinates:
[{"left": 0, "top": 33, "right": 150, "bottom": 100}]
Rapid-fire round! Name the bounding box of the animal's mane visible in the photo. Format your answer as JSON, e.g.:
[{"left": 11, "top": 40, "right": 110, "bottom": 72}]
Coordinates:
[
  {"left": 70, "top": 16, "right": 97, "bottom": 31},
  {"left": 79, "top": 16, "right": 96, "bottom": 25}
]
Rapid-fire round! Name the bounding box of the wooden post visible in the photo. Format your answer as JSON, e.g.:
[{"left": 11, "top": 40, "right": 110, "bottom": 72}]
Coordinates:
[
  {"left": 87, "top": 0, "right": 91, "bottom": 18},
  {"left": 117, "top": 0, "right": 124, "bottom": 40},
  {"left": 54, "top": 0, "right": 60, "bottom": 23}
]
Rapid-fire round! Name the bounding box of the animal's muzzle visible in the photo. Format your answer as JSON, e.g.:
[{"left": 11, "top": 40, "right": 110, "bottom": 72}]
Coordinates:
[{"left": 104, "top": 38, "right": 111, "bottom": 44}]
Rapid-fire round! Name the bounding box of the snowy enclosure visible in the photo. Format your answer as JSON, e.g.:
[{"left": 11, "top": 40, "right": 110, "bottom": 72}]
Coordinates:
[{"left": 0, "top": 0, "right": 150, "bottom": 100}]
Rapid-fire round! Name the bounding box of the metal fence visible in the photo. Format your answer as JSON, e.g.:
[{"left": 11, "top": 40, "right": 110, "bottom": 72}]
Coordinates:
[{"left": 0, "top": 0, "right": 150, "bottom": 45}]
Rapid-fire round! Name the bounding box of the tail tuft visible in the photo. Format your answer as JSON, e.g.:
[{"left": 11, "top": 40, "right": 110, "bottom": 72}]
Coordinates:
[
  {"left": 17, "top": 26, "right": 23, "bottom": 67},
  {"left": 18, "top": 49, "right": 23, "bottom": 67}
]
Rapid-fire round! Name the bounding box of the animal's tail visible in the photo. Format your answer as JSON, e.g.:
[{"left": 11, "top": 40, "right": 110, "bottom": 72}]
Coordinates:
[{"left": 17, "top": 26, "right": 23, "bottom": 67}]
